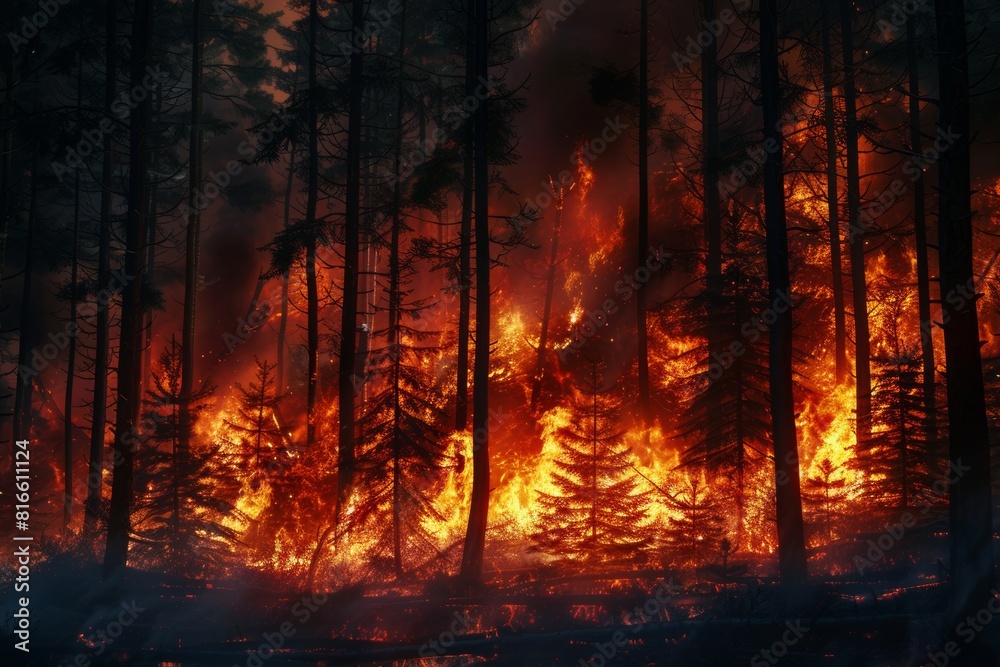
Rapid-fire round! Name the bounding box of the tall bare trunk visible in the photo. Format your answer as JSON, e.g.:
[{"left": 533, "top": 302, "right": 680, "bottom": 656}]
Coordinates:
[
  {"left": 276, "top": 140, "right": 296, "bottom": 394},
  {"left": 456, "top": 0, "right": 475, "bottom": 431},
  {"left": 336, "top": 0, "right": 364, "bottom": 515},
  {"left": 460, "top": 0, "right": 490, "bottom": 586},
  {"left": 701, "top": 0, "right": 724, "bottom": 456},
  {"left": 179, "top": 0, "right": 204, "bottom": 465},
  {"left": 840, "top": 0, "right": 871, "bottom": 447},
  {"left": 84, "top": 0, "right": 117, "bottom": 537},
  {"left": 636, "top": 0, "right": 651, "bottom": 437},
  {"left": 935, "top": 0, "right": 995, "bottom": 626},
  {"left": 530, "top": 185, "right": 563, "bottom": 413},
  {"left": 303, "top": 0, "right": 320, "bottom": 453},
  {"left": 103, "top": 0, "right": 152, "bottom": 576},
  {"left": 906, "top": 18, "right": 936, "bottom": 446},
  {"left": 13, "top": 156, "right": 37, "bottom": 445},
  {"left": 761, "top": 0, "right": 807, "bottom": 586},
  {"left": 821, "top": 0, "right": 847, "bottom": 383},
  {"left": 65, "top": 70, "right": 83, "bottom": 530}
]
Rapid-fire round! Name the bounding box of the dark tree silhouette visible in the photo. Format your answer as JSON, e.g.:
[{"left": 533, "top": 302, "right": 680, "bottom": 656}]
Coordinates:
[{"left": 760, "top": 0, "right": 808, "bottom": 585}]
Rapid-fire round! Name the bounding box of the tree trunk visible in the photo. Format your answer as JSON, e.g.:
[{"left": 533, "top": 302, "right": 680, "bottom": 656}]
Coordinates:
[
  {"left": 179, "top": 0, "right": 204, "bottom": 465},
  {"left": 389, "top": 0, "right": 409, "bottom": 579},
  {"left": 702, "top": 0, "right": 724, "bottom": 434},
  {"left": 636, "top": 0, "right": 651, "bottom": 437},
  {"left": 103, "top": 0, "right": 152, "bottom": 576},
  {"left": 303, "top": 0, "right": 320, "bottom": 452},
  {"left": 906, "top": 18, "right": 936, "bottom": 446},
  {"left": 0, "top": 56, "right": 14, "bottom": 332},
  {"left": 84, "top": 0, "right": 117, "bottom": 537},
  {"left": 935, "top": 0, "right": 995, "bottom": 625},
  {"left": 460, "top": 0, "right": 490, "bottom": 586},
  {"left": 760, "top": 0, "right": 807, "bottom": 586},
  {"left": 277, "top": 139, "right": 296, "bottom": 395},
  {"left": 821, "top": 0, "right": 847, "bottom": 384},
  {"left": 336, "top": 0, "right": 364, "bottom": 517},
  {"left": 456, "top": 0, "right": 475, "bottom": 431},
  {"left": 840, "top": 0, "right": 871, "bottom": 447},
  {"left": 65, "top": 71, "right": 83, "bottom": 530},
  {"left": 529, "top": 183, "right": 563, "bottom": 413},
  {"left": 13, "top": 156, "right": 38, "bottom": 446}
]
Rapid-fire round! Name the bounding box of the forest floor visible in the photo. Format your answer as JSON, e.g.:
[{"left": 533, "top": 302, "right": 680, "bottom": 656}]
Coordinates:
[{"left": 4, "top": 556, "right": 1000, "bottom": 667}]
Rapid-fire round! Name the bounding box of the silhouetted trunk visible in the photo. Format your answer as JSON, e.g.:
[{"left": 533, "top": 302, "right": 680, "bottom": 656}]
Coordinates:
[
  {"left": 179, "top": 0, "right": 204, "bottom": 462},
  {"left": 935, "top": 0, "right": 995, "bottom": 626},
  {"left": 701, "top": 0, "right": 724, "bottom": 455},
  {"left": 337, "top": 0, "right": 364, "bottom": 515},
  {"left": 460, "top": 0, "right": 489, "bottom": 586},
  {"left": 760, "top": 0, "right": 807, "bottom": 586},
  {"left": 636, "top": 0, "right": 651, "bottom": 436},
  {"left": 304, "top": 0, "right": 320, "bottom": 451},
  {"left": 906, "top": 18, "right": 936, "bottom": 445},
  {"left": 840, "top": 0, "right": 871, "bottom": 446},
  {"left": 530, "top": 184, "right": 563, "bottom": 413},
  {"left": 85, "top": 0, "right": 117, "bottom": 537},
  {"left": 142, "top": 161, "right": 157, "bottom": 387},
  {"left": 103, "top": 0, "right": 152, "bottom": 575},
  {"left": 277, "top": 143, "right": 295, "bottom": 394},
  {"left": 0, "top": 57, "right": 13, "bottom": 332},
  {"left": 65, "top": 74, "right": 83, "bottom": 529},
  {"left": 456, "top": 0, "right": 475, "bottom": 431},
  {"left": 13, "top": 156, "right": 37, "bottom": 445},
  {"left": 821, "top": 0, "right": 847, "bottom": 384},
  {"left": 389, "top": 0, "right": 409, "bottom": 578}
]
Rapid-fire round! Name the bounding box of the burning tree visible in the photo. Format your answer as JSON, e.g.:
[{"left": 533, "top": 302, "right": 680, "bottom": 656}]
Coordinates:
[
  {"left": 227, "top": 357, "right": 288, "bottom": 477},
  {"left": 801, "top": 458, "right": 849, "bottom": 545},
  {"left": 858, "top": 282, "right": 936, "bottom": 518},
  {"left": 351, "top": 253, "right": 451, "bottom": 578},
  {"left": 677, "top": 201, "right": 776, "bottom": 540},
  {"left": 858, "top": 352, "right": 933, "bottom": 517},
  {"left": 662, "top": 474, "right": 724, "bottom": 569},
  {"left": 531, "top": 360, "right": 651, "bottom": 569},
  {"left": 131, "top": 338, "right": 241, "bottom": 573}
]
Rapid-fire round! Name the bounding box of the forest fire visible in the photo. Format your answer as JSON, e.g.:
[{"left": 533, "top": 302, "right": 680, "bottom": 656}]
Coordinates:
[{"left": 4, "top": 0, "right": 1000, "bottom": 664}]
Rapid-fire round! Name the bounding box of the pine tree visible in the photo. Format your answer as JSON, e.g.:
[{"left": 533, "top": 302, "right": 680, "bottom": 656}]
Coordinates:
[
  {"left": 131, "top": 338, "right": 239, "bottom": 574},
  {"left": 662, "top": 474, "right": 723, "bottom": 569},
  {"left": 801, "top": 458, "right": 848, "bottom": 545},
  {"left": 531, "top": 361, "right": 651, "bottom": 569},
  {"left": 858, "top": 284, "right": 933, "bottom": 517},
  {"left": 351, "top": 309, "right": 450, "bottom": 577},
  {"left": 678, "top": 203, "right": 772, "bottom": 536},
  {"left": 227, "top": 358, "right": 288, "bottom": 477}
]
